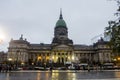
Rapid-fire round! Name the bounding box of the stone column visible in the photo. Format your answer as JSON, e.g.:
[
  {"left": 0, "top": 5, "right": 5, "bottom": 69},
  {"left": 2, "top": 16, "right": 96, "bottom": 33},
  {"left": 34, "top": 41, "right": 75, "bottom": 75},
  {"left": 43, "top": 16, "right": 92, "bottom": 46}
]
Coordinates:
[
  {"left": 70, "top": 51, "right": 71, "bottom": 61},
  {"left": 60, "top": 52, "right": 61, "bottom": 63}
]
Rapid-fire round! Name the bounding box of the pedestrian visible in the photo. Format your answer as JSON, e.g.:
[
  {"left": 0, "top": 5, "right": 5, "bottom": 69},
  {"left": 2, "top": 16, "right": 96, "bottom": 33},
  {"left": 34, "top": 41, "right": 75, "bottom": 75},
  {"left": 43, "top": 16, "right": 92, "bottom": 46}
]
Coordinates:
[
  {"left": 0, "top": 65, "right": 2, "bottom": 72},
  {"left": 50, "top": 67, "right": 52, "bottom": 71},
  {"left": 88, "top": 65, "right": 90, "bottom": 72},
  {"left": 9, "top": 66, "right": 12, "bottom": 72},
  {"left": 5, "top": 65, "right": 9, "bottom": 72},
  {"left": 2, "top": 65, "right": 5, "bottom": 72}
]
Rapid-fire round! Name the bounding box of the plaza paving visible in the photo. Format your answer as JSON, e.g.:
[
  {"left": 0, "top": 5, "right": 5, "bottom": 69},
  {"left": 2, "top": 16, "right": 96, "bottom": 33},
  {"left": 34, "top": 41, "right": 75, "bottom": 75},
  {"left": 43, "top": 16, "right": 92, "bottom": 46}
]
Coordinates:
[{"left": 0, "top": 70, "right": 120, "bottom": 80}]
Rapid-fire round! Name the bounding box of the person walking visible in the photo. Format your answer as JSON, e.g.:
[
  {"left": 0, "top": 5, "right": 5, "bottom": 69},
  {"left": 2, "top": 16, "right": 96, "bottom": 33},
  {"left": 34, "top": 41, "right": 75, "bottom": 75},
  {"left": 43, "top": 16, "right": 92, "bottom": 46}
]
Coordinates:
[{"left": 0, "top": 65, "right": 2, "bottom": 72}]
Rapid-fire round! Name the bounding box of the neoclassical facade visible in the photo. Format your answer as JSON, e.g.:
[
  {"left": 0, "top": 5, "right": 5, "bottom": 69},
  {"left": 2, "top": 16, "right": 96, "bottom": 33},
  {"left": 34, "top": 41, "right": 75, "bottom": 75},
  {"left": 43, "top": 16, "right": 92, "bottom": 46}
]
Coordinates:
[{"left": 8, "top": 12, "right": 112, "bottom": 66}]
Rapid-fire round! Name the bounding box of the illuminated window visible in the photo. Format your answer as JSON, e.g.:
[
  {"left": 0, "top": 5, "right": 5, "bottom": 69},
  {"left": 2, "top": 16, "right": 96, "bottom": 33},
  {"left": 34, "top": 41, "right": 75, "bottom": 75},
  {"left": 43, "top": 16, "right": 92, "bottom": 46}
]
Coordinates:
[
  {"left": 46, "top": 56, "right": 49, "bottom": 60},
  {"left": 38, "top": 56, "right": 41, "bottom": 60}
]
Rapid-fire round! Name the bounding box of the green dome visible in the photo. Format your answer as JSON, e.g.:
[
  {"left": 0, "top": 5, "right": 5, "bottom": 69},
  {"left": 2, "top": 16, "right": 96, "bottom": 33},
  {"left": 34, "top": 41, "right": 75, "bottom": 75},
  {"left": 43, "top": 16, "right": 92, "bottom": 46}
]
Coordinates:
[
  {"left": 55, "top": 10, "right": 67, "bottom": 28},
  {"left": 56, "top": 19, "right": 67, "bottom": 27}
]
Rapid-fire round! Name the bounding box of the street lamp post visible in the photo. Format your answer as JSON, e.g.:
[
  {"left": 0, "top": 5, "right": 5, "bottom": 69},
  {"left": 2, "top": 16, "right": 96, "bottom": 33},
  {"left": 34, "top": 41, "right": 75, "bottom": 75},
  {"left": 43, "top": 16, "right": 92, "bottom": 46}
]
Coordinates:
[
  {"left": 8, "top": 58, "right": 12, "bottom": 66},
  {"left": 8, "top": 58, "right": 12, "bottom": 71},
  {"left": 16, "top": 50, "right": 19, "bottom": 69},
  {"left": 49, "top": 56, "right": 53, "bottom": 71}
]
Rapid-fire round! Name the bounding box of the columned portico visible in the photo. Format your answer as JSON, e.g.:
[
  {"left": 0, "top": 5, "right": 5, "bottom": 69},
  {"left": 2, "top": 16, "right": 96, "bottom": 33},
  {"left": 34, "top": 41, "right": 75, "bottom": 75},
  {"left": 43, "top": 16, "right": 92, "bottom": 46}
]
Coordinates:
[{"left": 51, "top": 50, "right": 73, "bottom": 64}]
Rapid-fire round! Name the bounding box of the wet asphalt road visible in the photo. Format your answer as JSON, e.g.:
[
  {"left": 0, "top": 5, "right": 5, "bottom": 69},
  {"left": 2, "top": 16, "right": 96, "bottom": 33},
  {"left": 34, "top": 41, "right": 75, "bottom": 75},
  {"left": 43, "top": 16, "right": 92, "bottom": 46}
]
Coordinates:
[{"left": 0, "top": 70, "right": 120, "bottom": 80}]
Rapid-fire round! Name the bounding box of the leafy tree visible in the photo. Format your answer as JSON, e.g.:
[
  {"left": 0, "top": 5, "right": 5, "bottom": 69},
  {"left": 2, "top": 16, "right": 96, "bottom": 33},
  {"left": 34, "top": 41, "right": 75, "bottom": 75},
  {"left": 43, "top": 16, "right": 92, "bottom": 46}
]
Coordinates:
[{"left": 105, "top": 0, "right": 120, "bottom": 56}]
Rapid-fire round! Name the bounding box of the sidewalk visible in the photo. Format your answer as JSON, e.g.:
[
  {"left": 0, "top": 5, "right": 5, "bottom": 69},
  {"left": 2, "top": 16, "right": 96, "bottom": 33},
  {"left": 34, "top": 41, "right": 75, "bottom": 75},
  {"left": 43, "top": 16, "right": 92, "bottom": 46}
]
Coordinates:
[{"left": 4, "top": 69, "right": 120, "bottom": 73}]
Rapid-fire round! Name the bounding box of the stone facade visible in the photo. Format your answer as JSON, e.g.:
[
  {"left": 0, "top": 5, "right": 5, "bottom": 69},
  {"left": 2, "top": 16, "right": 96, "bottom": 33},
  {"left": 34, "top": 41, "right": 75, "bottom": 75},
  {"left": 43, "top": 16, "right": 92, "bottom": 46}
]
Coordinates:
[{"left": 8, "top": 13, "right": 112, "bottom": 66}]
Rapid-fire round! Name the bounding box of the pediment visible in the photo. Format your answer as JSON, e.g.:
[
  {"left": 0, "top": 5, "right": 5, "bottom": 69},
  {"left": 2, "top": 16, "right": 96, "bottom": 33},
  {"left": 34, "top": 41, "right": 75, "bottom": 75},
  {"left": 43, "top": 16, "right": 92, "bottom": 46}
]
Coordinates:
[
  {"left": 53, "top": 44, "right": 72, "bottom": 50},
  {"left": 56, "top": 44, "right": 69, "bottom": 48}
]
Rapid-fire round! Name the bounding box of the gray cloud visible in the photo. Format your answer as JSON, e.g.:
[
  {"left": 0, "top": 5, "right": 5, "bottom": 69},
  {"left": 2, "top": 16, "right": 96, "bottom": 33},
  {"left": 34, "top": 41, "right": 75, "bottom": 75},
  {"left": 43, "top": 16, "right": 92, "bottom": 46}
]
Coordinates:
[{"left": 0, "top": 0, "right": 117, "bottom": 51}]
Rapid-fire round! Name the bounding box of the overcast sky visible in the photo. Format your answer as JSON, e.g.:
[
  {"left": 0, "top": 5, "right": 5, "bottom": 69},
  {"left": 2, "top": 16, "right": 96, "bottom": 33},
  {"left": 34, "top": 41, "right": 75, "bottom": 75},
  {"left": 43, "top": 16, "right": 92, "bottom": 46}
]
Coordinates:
[{"left": 0, "top": 0, "right": 117, "bottom": 51}]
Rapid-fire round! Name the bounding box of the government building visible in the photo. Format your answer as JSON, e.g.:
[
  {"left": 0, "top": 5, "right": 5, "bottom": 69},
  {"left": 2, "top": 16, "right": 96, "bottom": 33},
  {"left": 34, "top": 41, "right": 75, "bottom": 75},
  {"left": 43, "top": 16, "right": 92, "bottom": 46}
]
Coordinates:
[{"left": 8, "top": 12, "right": 112, "bottom": 67}]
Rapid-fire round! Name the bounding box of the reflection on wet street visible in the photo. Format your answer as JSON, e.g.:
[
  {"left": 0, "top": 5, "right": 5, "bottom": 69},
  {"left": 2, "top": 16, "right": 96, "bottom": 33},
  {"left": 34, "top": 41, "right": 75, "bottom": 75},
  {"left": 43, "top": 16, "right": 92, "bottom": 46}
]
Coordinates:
[{"left": 0, "top": 70, "right": 120, "bottom": 80}]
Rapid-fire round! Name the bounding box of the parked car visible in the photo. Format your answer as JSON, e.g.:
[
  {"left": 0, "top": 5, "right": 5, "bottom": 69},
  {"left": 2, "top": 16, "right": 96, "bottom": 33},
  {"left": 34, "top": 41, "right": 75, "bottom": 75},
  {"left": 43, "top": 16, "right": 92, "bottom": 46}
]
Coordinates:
[
  {"left": 78, "top": 63, "right": 88, "bottom": 70},
  {"left": 34, "top": 67, "right": 44, "bottom": 70},
  {"left": 57, "top": 67, "right": 67, "bottom": 70},
  {"left": 68, "top": 66, "right": 75, "bottom": 70},
  {"left": 103, "top": 63, "right": 114, "bottom": 70},
  {"left": 17, "top": 67, "right": 23, "bottom": 70}
]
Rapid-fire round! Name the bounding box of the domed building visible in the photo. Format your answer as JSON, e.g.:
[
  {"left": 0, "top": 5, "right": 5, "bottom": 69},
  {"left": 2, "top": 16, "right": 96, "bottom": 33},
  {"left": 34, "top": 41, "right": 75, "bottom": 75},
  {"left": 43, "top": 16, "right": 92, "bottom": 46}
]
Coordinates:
[{"left": 8, "top": 11, "right": 112, "bottom": 67}]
